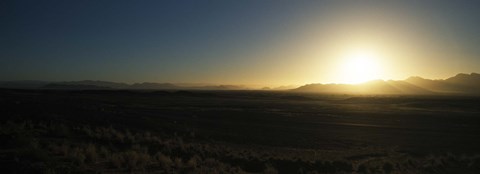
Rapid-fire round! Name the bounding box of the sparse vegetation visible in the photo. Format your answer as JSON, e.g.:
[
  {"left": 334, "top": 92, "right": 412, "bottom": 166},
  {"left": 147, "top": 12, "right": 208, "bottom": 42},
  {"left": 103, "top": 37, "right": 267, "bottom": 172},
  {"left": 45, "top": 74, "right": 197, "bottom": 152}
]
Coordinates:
[{"left": 1, "top": 89, "right": 480, "bottom": 173}]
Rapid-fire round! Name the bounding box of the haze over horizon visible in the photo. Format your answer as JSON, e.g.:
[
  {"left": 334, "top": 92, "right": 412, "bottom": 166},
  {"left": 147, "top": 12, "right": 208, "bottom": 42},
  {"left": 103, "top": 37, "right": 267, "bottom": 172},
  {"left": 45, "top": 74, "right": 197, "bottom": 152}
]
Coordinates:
[{"left": 2, "top": 0, "right": 480, "bottom": 86}]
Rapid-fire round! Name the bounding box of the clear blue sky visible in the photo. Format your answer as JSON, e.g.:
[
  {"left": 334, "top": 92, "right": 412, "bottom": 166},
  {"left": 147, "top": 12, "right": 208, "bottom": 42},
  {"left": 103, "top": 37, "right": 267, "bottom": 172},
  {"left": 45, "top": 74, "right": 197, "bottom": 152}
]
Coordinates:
[{"left": 1, "top": 0, "right": 480, "bottom": 85}]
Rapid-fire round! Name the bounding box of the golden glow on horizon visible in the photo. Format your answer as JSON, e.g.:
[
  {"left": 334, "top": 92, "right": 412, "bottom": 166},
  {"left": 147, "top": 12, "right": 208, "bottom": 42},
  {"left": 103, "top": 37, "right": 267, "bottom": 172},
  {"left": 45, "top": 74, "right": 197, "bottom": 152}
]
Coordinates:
[
  {"left": 160, "top": 3, "right": 479, "bottom": 87},
  {"left": 338, "top": 48, "right": 383, "bottom": 84}
]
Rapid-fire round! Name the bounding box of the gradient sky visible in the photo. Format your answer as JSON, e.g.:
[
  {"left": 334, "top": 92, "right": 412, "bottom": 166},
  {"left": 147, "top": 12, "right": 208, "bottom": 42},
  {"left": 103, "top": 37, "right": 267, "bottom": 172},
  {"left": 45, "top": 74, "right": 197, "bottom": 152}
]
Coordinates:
[{"left": 1, "top": 0, "right": 480, "bottom": 86}]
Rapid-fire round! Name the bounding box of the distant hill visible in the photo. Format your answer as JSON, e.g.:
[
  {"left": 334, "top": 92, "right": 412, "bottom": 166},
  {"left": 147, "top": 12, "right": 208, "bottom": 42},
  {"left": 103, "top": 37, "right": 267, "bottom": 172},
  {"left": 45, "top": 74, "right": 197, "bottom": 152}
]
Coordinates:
[
  {"left": 405, "top": 73, "right": 480, "bottom": 94},
  {"left": 34, "top": 81, "right": 246, "bottom": 90},
  {"left": 46, "top": 80, "right": 130, "bottom": 89},
  {"left": 192, "top": 85, "right": 248, "bottom": 90},
  {"left": 294, "top": 73, "right": 480, "bottom": 95},
  {"left": 273, "top": 85, "right": 299, "bottom": 90},
  {"left": 0, "top": 80, "right": 50, "bottom": 89},
  {"left": 260, "top": 85, "right": 298, "bottom": 90},
  {"left": 2, "top": 73, "right": 478, "bottom": 93},
  {"left": 42, "top": 84, "right": 112, "bottom": 90},
  {"left": 130, "top": 82, "right": 178, "bottom": 89},
  {"left": 293, "top": 80, "right": 428, "bottom": 94}
]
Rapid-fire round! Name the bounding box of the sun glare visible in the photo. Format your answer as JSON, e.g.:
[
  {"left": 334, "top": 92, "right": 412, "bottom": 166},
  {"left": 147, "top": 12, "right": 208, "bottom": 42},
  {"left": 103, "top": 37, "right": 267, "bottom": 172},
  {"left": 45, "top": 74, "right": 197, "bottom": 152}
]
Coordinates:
[{"left": 339, "top": 49, "right": 382, "bottom": 84}]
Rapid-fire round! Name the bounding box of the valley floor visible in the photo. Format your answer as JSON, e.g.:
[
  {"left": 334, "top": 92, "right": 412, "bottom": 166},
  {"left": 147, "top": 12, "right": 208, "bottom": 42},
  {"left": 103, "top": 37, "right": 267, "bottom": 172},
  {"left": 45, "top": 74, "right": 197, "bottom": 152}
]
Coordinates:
[{"left": 1, "top": 89, "right": 480, "bottom": 173}]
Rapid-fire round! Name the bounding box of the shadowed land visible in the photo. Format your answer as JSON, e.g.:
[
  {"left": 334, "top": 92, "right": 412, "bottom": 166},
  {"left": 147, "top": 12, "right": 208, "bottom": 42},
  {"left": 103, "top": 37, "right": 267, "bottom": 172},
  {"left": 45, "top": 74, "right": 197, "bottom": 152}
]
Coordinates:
[{"left": 1, "top": 89, "right": 480, "bottom": 173}]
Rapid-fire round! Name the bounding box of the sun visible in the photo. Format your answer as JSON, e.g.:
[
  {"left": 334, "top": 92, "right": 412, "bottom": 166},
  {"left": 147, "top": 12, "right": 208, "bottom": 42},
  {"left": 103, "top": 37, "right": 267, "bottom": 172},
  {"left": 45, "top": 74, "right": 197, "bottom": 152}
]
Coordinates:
[{"left": 339, "top": 49, "right": 382, "bottom": 84}]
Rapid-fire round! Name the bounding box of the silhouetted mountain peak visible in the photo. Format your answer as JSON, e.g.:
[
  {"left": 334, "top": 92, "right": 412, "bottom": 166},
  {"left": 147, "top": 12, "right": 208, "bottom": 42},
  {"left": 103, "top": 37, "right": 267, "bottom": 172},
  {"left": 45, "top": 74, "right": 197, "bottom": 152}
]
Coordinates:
[
  {"left": 51, "top": 80, "right": 130, "bottom": 89},
  {"left": 130, "top": 82, "right": 177, "bottom": 89},
  {"left": 295, "top": 73, "right": 479, "bottom": 95},
  {"left": 447, "top": 72, "right": 480, "bottom": 81},
  {"left": 43, "top": 84, "right": 111, "bottom": 90},
  {"left": 406, "top": 76, "right": 427, "bottom": 81}
]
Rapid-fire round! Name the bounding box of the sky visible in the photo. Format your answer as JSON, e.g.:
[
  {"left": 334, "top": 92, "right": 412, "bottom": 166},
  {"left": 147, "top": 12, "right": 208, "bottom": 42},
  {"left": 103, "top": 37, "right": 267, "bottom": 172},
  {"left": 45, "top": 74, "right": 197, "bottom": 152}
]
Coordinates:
[{"left": 1, "top": 0, "right": 480, "bottom": 86}]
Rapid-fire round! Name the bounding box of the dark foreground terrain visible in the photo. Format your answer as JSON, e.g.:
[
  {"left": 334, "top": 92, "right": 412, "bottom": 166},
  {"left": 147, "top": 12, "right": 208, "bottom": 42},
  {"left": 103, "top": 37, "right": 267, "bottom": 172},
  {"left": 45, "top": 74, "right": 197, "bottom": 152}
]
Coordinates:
[{"left": 1, "top": 89, "right": 480, "bottom": 173}]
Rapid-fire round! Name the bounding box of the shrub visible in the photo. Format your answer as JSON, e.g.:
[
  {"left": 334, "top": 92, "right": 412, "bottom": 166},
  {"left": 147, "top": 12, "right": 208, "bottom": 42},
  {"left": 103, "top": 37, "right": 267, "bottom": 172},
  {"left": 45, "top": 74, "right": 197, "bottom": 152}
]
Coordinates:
[
  {"left": 174, "top": 157, "right": 183, "bottom": 168},
  {"left": 383, "top": 162, "right": 394, "bottom": 174},
  {"left": 114, "top": 131, "right": 125, "bottom": 142},
  {"left": 50, "top": 143, "right": 69, "bottom": 156},
  {"left": 358, "top": 164, "right": 368, "bottom": 173},
  {"left": 99, "top": 146, "right": 110, "bottom": 158},
  {"left": 71, "top": 148, "right": 86, "bottom": 166},
  {"left": 186, "top": 155, "right": 200, "bottom": 169},
  {"left": 110, "top": 153, "right": 124, "bottom": 169},
  {"left": 81, "top": 125, "right": 94, "bottom": 137},
  {"left": 155, "top": 152, "right": 173, "bottom": 169},
  {"left": 263, "top": 164, "right": 278, "bottom": 174},
  {"left": 332, "top": 160, "right": 353, "bottom": 172},
  {"left": 137, "top": 152, "right": 151, "bottom": 169},
  {"left": 204, "top": 158, "right": 218, "bottom": 168},
  {"left": 126, "top": 130, "right": 135, "bottom": 143},
  {"left": 53, "top": 123, "right": 70, "bottom": 137},
  {"left": 125, "top": 151, "right": 139, "bottom": 169},
  {"left": 85, "top": 143, "right": 98, "bottom": 163}
]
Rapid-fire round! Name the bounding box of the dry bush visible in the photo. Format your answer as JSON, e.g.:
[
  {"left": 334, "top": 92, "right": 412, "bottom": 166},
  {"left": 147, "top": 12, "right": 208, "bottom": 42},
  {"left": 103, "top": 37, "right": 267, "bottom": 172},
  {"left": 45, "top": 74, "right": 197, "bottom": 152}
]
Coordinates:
[
  {"left": 263, "top": 164, "right": 278, "bottom": 174},
  {"left": 114, "top": 130, "right": 125, "bottom": 142},
  {"left": 121, "top": 150, "right": 151, "bottom": 170},
  {"left": 204, "top": 158, "right": 218, "bottom": 168},
  {"left": 173, "top": 157, "right": 183, "bottom": 168},
  {"left": 186, "top": 155, "right": 200, "bottom": 169},
  {"left": 126, "top": 130, "right": 135, "bottom": 143},
  {"left": 383, "top": 162, "right": 394, "bottom": 174},
  {"left": 81, "top": 125, "right": 94, "bottom": 137},
  {"left": 144, "top": 131, "right": 151, "bottom": 141},
  {"left": 99, "top": 145, "right": 111, "bottom": 158},
  {"left": 70, "top": 147, "right": 86, "bottom": 166},
  {"left": 110, "top": 153, "right": 124, "bottom": 169},
  {"left": 137, "top": 152, "right": 151, "bottom": 169},
  {"left": 85, "top": 143, "right": 98, "bottom": 163},
  {"left": 135, "top": 132, "right": 144, "bottom": 142},
  {"left": 155, "top": 152, "right": 173, "bottom": 169},
  {"left": 52, "top": 143, "right": 69, "bottom": 156},
  {"left": 124, "top": 150, "right": 139, "bottom": 169},
  {"left": 132, "top": 144, "right": 148, "bottom": 154},
  {"left": 52, "top": 123, "right": 71, "bottom": 137}
]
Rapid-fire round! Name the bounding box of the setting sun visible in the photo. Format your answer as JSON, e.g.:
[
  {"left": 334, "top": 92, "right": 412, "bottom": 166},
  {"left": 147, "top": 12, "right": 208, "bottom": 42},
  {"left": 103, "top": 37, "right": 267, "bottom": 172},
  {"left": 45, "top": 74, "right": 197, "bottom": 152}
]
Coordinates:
[
  {"left": 2, "top": 1, "right": 480, "bottom": 173},
  {"left": 339, "top": 49, "right": 382, "bottom": 84}
]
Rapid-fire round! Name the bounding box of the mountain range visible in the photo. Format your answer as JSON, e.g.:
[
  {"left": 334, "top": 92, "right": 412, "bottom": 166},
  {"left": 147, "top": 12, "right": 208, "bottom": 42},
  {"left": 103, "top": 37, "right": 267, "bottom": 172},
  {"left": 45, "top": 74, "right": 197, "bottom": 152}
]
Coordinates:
[
  {"left": 293, "top": 73, "right": 480, "bottom": 95},
  {"left": 1, "top": 73, "right": 479, "bottom": 94},
  {"left": 0, "top": 80, "right": 249, "bottom": 90}
]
